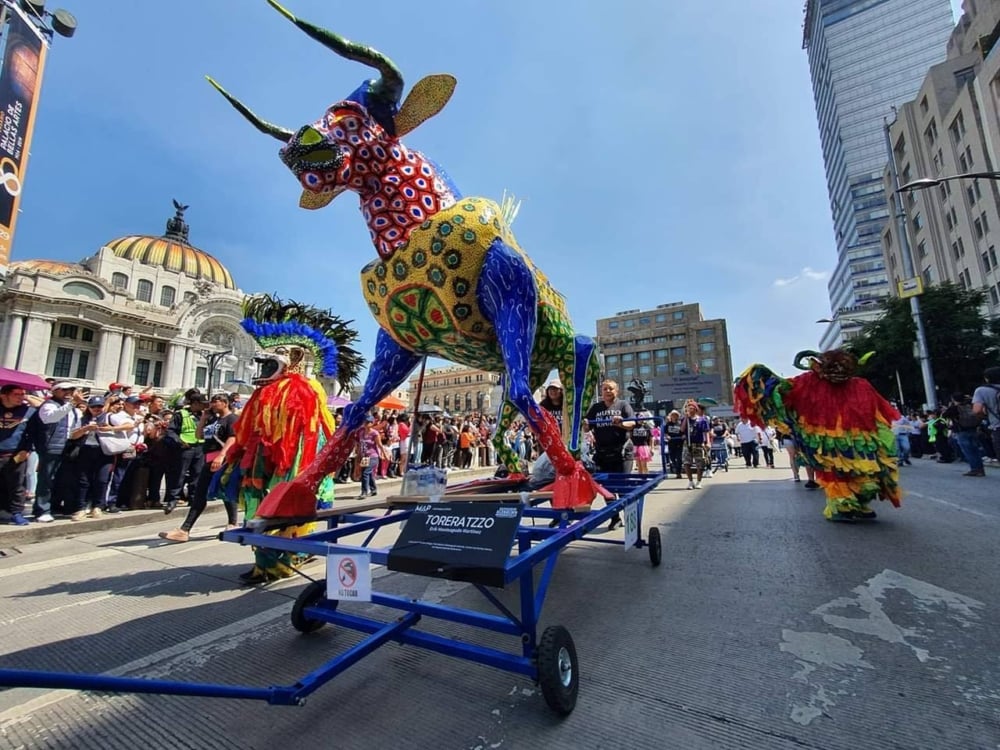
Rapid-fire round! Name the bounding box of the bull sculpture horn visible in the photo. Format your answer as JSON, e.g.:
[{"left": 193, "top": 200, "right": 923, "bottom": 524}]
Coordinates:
[
  {"left": 793, "top": 350, "right": 820, "bottom": 371},
  {"left": 266, "top": 0, "right": 404, "bottom": 107},
  {"left": 205, "top": 76, "right": 294, "bottom": 142}
]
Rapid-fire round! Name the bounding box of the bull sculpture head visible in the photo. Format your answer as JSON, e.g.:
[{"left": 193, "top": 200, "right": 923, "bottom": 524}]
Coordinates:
[{"left": 207, "top": 0, "right": 456, "bottom": 213}]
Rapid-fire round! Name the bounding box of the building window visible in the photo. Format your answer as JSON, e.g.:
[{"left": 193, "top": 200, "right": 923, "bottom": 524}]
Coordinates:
[
  {"left": 638, "top": 365, "right": 652, "bottom": 376},
  {"left": 621, "top": 353, "right": 634, "bottom": 363},
  {"left": 655, "top": 349, "right": 668, "bottom": 359},
  {"left": 153, "top": 361, "right": 164, "bottom": 388},
  {"left": 136, "top": 279, "right": 153, "bottom": 302},
  {"left": 673, "top": 362, "right": 688, "bottom": 374},
  {"left": 698, "top": 342, "right": 715, "bottom": 352},
  {"left": 697, "top": 329, "right": 713, "bottom": 337},
  {"left": 606, "top": 355, "right": 619, "bottom": 366},
  {"left": 74, "top": 351, "right": 90, "bottom": 380},
  {"left": 638, "top": 316, "right": 650, "bottom": 325},
  {"left": 990, "top": 246, "right": 997, "bottom": 267},
  {"left": 981, "top": 212, "right": 990, "bottom": 235},
  {"left": 975, "top": 217, "right": 985, "bottom": 239},
  {"left": 917, "top": 240, "right": 927, "bottom": 258},
  {"left": 654, "top": 313, "right": 667, "bottom": 323},
  {"left": 58, "top": 323, "right": 78, "bottom": 339},
  {"left": 52, "top": 347, "right": 73, "bottom": 378},
  {"left": 443, "top": 395, "right": 451, "bottom": 410},
  {"left": 991, "top": 287, "right": 1000, "bottom": 306},
  {"left": 622, "top": 367, "right": 634, "bottom": 377},
  {"left": 195, "top": 366, "right": 207, "bottom": 389},
  {"left": 968, "top": 185, "right": 978, "bottom": 206},
  {"left": 607, "top": 368, "right": 619, "bottom": 379},
  {"left": 911, "top": 212, "right": 923, "bottom": 232},
  {"left": 919, "top": 96, "right": 928, "bottom": 115},
  {"left": 112, "top": 272, "right": 128, "bottom": 290},
  {"left": 81, "top": 328, "right": 94, "bottom": 342},
  {"left": 672, "top": 311, "right": 684, "bottom": 321},
  {"left": 700, "top": 358, "right": 716, "bottom": 370},
  {"left": 923, "top": 119, "right": 938, "bottom": 147},
  {"left": 655, "top": 363, "right": 668, "bottom": 375},
  {"left": 949, "top": 111, "right": 966, "bottom": 143},
  {"left": 134, "top": 358, "right": 151, "bottom": 386},
  {"left": 624, "top": 319, "right": 635, "bottom": 328},
  {"left": 982, "top": 251, "right": 991, "bottom": 272},
  {"left": 160, "top": 285, "right": 176, "bottom": 307},
  {"left": 608, "top": 321, "right": 619, "bottom": 329},
  {"left": 671, "top": 346, "right": 686, "bottom": 358},
  {"left": 638, "top": 351, "right": 652, "bottom": 361}
]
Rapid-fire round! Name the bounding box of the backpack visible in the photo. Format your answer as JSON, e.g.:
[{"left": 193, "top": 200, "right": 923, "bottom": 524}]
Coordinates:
[{"left": 956, "top": 403, "right": 983, "bottom": 430}]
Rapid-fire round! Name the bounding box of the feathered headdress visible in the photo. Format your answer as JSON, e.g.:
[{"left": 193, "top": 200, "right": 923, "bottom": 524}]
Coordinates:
[{"left": 240, "top": 293, "right": 364, "bottom": 384}]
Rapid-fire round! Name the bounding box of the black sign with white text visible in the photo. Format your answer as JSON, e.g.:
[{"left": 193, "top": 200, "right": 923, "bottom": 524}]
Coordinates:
[{"left": 388, "top": 502, "right": 523, "bottom": 587}]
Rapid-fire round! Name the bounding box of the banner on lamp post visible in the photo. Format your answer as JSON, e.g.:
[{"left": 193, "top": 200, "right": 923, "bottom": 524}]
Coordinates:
[{"left": 0, "top": 3, "right": 49, "bottom": 276}]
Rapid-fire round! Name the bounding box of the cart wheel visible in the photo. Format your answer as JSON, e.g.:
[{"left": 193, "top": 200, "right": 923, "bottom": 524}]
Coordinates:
[
  {"left": 537, "top": 625, "right": 579, "bottom": 716},
  {"left": 648, "top": 527, "right": 662, "bottom": 567},
  {"left": 291, "top": 580, "right": 331, "bottom": 633}
]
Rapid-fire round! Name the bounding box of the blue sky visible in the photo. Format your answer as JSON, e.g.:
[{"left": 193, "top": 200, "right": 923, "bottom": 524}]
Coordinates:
[{"left": 11, "top": 0, "right": 965, "bottom": 383}]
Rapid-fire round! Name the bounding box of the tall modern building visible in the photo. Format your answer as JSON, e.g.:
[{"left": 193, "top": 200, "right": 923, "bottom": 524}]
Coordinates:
[{"left": 803, "top": 0, "right": 955, "bottom": 348}]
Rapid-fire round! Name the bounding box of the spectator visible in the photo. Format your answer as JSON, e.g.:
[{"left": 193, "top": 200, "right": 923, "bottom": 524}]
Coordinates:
[
  {"left": 0, "top": 384, "right": 35, "bottom": 525},
  {"left": 29, "top": 382, "right": 86, "bottom": 521}
]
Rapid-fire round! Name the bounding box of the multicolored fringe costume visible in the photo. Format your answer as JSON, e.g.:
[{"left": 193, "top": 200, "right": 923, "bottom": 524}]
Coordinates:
[
  {"left": 734, "top": 349, "right": 901, "bottom": 521},
  {"left": 207, "top": 0, "right": 614, "bottom": 519},
  {"left": 233, "top": 294, "right": 361, "bottom": 584}
]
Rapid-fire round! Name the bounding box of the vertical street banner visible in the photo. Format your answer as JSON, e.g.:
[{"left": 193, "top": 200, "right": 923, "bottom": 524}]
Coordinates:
[{"left": 0, "top": 3, "right": 48, "bottom": 276}]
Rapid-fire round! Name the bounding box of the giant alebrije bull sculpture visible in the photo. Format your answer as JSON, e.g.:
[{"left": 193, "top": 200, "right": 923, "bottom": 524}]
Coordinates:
[{"left": 209, "top": 0, "right": 613, "bottom": 520}]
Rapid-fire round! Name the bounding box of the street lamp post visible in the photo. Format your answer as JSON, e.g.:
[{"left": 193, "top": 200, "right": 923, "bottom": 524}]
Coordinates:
[
  {"left": 884, "top": 118, "right": 937, "bottom": 411},
  {"left": 199, "top": 348, "right": 232, "bottom": 395}
]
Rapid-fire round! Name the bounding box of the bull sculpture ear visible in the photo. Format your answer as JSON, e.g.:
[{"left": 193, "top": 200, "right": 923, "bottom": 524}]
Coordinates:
[
  {"left": 793, "top": 350, "right": 820, "bottom": 371},
  {"left": 857, "top": 351, "right": 875, "bottom": 366},
  {"left": 394, "top": 74, "right": 457, "bottom": 137}
]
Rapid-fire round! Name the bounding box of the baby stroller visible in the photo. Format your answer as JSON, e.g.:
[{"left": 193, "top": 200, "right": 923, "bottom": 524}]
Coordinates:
[{"left": 710, "top": 438, "right": 729, "bottom": 473}]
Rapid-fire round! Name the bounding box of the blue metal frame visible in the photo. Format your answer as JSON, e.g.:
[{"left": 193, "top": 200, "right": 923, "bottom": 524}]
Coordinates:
[{"left": 0, "top": 426, "right": 670, "bottom": 707}]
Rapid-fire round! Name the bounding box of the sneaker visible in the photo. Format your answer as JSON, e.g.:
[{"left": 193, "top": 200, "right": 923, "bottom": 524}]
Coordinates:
[
  {"left": 35, "top": 512, "right": 55, "bottom": 523},
  {"left": 158, "top": 528, "right": 189, "bottom": 543},
  {"left": 224, "top": 524, "right": 240, "bottom": 531},
  {"left": 793, "top": 477, "right": 801, "bottom": 482},
  {"left": 963, "top": 470, "right": 985, "bottom": 477},
  {"left": 88, "top": 507, "right": 103, "bottom": 519},
  {"left": 9, "top": 513, "right": 29, "bottom": 526},
  {"left": 687, "top": 480, "right": 695, "bottom": 490},
  {"left": 694, "top": 480, "right": 702, "bottom": 489},
  {"left": 69, "top": 511, "right": 88, "bottom": 522}
]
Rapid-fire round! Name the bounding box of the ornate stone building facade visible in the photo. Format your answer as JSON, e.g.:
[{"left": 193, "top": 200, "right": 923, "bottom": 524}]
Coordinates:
[
  {"left": 406, "top": 364, "right": 502, "bottom": 415},
  {"left": 0, "top": 202, "right": 256, "bottom": 394}
]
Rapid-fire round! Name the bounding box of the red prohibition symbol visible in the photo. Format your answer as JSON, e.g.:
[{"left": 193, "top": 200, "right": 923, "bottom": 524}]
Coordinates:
[{"left": 337, "top": 557, "right": 358, "bottom": 588}]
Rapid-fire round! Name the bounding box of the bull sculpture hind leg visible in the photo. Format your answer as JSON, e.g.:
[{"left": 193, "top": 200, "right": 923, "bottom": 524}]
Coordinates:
[{"left": 210, "top": 1, "right": 613, "bottom": 521}]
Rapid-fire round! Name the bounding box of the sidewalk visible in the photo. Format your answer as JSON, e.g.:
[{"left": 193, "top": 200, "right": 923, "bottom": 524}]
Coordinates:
[{"left": 0, "top": 466, "right": 498, "bottom": 546}]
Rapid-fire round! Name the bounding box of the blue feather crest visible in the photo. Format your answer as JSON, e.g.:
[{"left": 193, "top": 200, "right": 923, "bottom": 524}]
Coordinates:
[{"left": 240, "top": 319, "right": 339, "bottom": 378}]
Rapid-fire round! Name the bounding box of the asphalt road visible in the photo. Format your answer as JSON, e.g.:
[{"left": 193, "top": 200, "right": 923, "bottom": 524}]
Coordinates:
[{"left": 0, "top": 455, "right": 997, "bottom": 749}]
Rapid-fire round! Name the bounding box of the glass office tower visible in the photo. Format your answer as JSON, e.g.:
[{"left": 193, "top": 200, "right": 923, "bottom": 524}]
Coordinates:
[{"left": 803, "top": 0, "right": 953, "bottom": 347}]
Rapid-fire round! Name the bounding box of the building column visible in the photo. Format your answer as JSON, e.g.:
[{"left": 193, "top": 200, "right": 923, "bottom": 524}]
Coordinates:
[
  {"left": 182, "top": 346, "right": 193, "bottom": 388},
  {"left": 94, "top": 328, "right": 124, "bottom": 387},
  {"left": 17, "top": 317, "right": 53, "bottom": 374},
  {"left": 117, "top": 334, "right": 136, "bottom": 383},
  {"left": 2, "top": 314, "right": 24, "bottom": 368}
]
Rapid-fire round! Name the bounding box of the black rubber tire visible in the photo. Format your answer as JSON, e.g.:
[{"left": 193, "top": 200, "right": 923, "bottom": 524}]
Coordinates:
[
  {"left": 537, "top": 625, "right": 579, "bottom": 716},
  {"left": 291, "top": 580, "right": 330, "bottom": 633},
  {"left": 648, "top": 526, "right": 662, "bottom": 567}
]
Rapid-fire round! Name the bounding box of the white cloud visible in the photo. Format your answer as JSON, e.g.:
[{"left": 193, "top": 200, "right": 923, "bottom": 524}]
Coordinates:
[{"left": 772, "top": 266, "right": 830, "bottom": 287}]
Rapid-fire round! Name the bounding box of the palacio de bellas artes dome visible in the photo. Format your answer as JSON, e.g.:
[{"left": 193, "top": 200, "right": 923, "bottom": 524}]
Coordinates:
[{"left": 0, "top": 200, "right": 263, "bottom": 396}]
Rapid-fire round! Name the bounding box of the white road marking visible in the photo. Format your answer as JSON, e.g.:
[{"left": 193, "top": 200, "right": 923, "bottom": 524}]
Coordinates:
[
  {"left": 0, "top": 549, "right": 119, "bottom": 579},
  {"left": 783, "top": 569, "right": 986, "bottom": 726},
  {"left": 0, "top": 601, "right": 291, "bottom": 727},
  {"left": 1, "top": 574, "right": 193, "bottom": 626},
  {"left": 907, "top": 491, "right": 998, "bottom": 520}
]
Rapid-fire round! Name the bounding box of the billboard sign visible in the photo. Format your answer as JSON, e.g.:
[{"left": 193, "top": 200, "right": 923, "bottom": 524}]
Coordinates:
[
  {"left": 0, "top": 3, "right": 48, "bottom": 276},
  {"left": 653, "top": 373, "right": 725, "bottom": 404}
]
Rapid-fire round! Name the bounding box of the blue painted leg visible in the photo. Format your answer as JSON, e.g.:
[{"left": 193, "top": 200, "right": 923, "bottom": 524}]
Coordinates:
[
  {"left": 255, "top": 331, "right": 422, "bottom": 520},
  {"left": 478, "top": 240, "right": 609, "bottom": 508}
]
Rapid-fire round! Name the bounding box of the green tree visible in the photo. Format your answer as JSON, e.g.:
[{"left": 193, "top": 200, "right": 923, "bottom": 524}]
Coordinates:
[{"left": 846, "top": 283, "right": 1000, "bottom": 409}]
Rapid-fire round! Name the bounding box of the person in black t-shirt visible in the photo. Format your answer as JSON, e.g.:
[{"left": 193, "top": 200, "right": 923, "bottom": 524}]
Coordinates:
[
  {"left": 663, "top": 409, "right": 684, "bottom": 479},
  {"left": 158, "top": 394, "right": 239, "bottom": 542},
  {"left": 583, "top": 380, "right": 635, "bottom": 530}
]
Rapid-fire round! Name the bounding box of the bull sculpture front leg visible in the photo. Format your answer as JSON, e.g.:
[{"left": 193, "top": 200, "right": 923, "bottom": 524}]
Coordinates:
[
  {"left": 478, "top": 239, "right": 612, "bottom": 509},
  {"left": 256, "top": 329, "right": 422, "bottom": 520}
]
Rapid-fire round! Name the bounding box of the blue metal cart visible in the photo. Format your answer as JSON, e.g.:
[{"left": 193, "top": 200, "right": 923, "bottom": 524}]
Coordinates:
[{"left": 0, "top": 430, "right": 669, "bottom": 715}]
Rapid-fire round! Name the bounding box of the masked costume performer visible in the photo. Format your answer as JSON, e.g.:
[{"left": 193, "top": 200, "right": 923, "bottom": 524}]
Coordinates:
[
  {"left": 734, "top": 349, "right": 901, "bottom": 522},
  {"left": 235, "top": 294, "right": 362, "bottom": 584}
]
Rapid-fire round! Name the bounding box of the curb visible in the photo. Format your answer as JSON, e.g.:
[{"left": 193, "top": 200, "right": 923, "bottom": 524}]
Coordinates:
[{"left": 0, "top": 467, "right": 498, "bottom": 546}]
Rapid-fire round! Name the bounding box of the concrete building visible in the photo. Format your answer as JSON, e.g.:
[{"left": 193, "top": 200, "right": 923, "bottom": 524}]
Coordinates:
[
  {"left": 406, "top": 364, "right": 502, "bottom": 416},
  {"left": 595, "top": 302, "right": 734, "bottom": 410},
  {"left": 882, "top": 2, "right": 1000, "bottom": 312},
  {"left": 0, "top": 202, "right": 257, "bottom": 394},
  {"left": 802, "top": 0, "right": 954, "bottom": 347}
]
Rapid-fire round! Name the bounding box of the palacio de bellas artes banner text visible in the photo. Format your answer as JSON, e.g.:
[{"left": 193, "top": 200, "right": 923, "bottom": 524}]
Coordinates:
[{"left": 0, "top": 3, "right": 48, "bottom": 276}]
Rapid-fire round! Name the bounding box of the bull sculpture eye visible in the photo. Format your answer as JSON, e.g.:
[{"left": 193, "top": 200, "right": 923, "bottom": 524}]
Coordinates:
[{"left": 282, "top": 126, "right": 344, "bottom": 174}]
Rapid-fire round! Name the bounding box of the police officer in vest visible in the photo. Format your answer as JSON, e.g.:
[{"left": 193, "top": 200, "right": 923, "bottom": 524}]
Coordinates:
[
  {"left": 163, "top": 392, "right": 209, "bottom": 514},
  {"left": 29, "top": 382, "right": 87, "bottom": 522}
]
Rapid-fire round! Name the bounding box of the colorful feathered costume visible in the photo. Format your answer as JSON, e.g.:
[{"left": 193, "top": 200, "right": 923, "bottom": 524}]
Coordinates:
[
  {"left": 734, "top": 349, "right": 901, "bottom": 521},
  {"left": 233, "top": 294, "right": 362, "bottom": 584}
]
